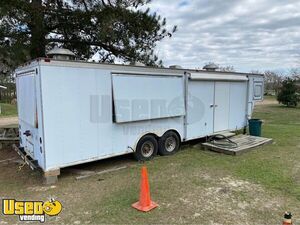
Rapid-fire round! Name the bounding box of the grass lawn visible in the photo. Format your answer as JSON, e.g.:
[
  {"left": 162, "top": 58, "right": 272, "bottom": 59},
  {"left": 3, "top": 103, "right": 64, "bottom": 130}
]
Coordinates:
[
  {"left": 0, "top": 100, "right": 299, "bottom": 224},
  {"left": 0, "top": 103, "right": 18, "bottom": 117}
]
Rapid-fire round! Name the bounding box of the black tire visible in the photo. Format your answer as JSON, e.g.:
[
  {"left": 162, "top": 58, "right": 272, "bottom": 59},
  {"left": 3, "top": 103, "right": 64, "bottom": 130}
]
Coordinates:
[
  {"left": 134, "top": 135, "right": 158, "bottom": 161},
  {"left": 158, "top": 131, "right": 180, "bottom": 156}
]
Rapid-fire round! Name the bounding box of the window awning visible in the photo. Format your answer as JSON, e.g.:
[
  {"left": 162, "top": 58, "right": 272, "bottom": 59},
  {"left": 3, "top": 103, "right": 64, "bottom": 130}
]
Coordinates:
[
  {"left": 189, "top": 73, "right": 248, "bottom": 81},
  {"left": 112, "top": 74, "right": 185, "bottom": 123}
]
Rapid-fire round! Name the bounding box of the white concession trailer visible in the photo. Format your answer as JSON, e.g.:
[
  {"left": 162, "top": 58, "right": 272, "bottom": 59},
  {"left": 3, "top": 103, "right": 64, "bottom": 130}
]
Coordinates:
[{"left": 15, "top": 58, "right": 264, "bottom": 180}]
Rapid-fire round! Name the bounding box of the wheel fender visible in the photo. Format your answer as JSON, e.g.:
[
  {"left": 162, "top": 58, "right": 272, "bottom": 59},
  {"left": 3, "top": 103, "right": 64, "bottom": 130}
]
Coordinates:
[{"left": 130, "top": 128, "right": 181, "bottom": 152}]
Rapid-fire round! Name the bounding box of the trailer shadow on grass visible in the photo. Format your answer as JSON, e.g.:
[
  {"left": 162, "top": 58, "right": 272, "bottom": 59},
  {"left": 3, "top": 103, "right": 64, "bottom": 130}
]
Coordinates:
[{"left": 0, "top": 101, "right": 300, "bottom": 224}]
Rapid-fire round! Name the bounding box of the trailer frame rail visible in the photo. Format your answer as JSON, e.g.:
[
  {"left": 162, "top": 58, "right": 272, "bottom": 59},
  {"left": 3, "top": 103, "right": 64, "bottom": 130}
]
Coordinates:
[{"left": 12, "top": 144, "right": 38, "bottom": 170}]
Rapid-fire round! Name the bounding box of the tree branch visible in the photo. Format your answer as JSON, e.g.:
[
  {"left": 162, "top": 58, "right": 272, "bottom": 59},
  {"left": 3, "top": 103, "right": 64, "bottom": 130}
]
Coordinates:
[
  {"left": 82, "top": 0, "right": 89, "bottom": 11},
  {"left": 46, "top": 38, "right": 127, "bottom": 56}
]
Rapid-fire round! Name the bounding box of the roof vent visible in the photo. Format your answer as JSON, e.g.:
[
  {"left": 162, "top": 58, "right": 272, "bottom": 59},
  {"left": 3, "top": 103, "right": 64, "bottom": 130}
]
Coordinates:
[
  {"left": 46, "top": 48, "right": 76, "bottom": 60},
  {"left": 169, "top": 65, "right": 182, "bottom": 69},
  {"left": 203, "top": 62, "right": 219, "bottom": 71}
]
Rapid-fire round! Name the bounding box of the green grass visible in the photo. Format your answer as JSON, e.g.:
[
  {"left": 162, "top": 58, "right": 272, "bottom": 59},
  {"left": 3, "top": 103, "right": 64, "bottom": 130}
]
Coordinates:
[
  {"left": 236, "top": 104, "right": 300, "bottom": 197},
  {"left": 91, "top": 103, "right": 300, "bottom": 223},
  {"left": 165, "top": 103, "right": 300, "bottom": 199},
  {"left": 264, "top": 95, "right": 277, "bottom": 100},
  {"left": 0, "top": 103, "right": 18, "bottom": 117}
]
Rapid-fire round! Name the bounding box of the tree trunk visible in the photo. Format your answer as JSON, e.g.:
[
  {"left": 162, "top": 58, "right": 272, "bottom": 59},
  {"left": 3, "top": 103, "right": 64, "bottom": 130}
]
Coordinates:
[{"left": 29, "top": 0, "right": 46, "bottom": 59}]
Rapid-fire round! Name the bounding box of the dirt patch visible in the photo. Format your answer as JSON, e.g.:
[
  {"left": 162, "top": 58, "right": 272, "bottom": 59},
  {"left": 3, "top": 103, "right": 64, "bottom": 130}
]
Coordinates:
[
  {"left": 160, "top": 174, "right": 290, "bottom": 225},
  {"left": 27, "top": 185, "right": 57, "bottom": 192}
]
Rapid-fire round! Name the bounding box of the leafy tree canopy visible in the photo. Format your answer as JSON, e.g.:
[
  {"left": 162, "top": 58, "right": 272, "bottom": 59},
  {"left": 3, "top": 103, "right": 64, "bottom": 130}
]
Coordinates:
[
  {"left": 277, "top": 78, "right": 300, "bottom": 107},
  {"left": 0, "top": 0, "right": 177, "bottom": 76}
]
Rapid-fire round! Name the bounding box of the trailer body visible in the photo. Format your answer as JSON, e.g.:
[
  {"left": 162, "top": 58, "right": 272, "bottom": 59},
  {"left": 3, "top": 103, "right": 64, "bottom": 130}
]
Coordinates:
[{"left": 15, "top": 59, "right": 264, "bottom": 172}]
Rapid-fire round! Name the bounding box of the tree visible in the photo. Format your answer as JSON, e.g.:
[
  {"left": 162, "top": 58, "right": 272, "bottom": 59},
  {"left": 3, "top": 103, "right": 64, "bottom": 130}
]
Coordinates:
[
  {"left": 289, "top": 68, "right": 300, "bottom": 81},
  {"left": 219, "top": 65, "right": 235, "bottom": 72},
  {"left": 277, "top": 78, "right": 300, "bottom": 107},
  {"left": 264, "top": 71, "right": 283, "bottom": 95},
  {"left": 0, "top": 0, "right": 177, "bottom": 75}
]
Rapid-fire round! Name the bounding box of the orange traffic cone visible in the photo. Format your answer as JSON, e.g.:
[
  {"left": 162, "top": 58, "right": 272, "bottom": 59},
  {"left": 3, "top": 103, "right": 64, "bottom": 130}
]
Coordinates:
[
  {"left": 283, "top": 212, "right": 292, "bottom": 225},
  {"left": 132, "top": 166, "right": 158, "bottom": 212}
]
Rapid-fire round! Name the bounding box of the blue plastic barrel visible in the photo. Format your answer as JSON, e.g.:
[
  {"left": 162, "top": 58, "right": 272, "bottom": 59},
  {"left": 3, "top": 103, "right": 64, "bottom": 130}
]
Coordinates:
[{"left": 248, "top": 119, "right": 262, "bottom": 136}]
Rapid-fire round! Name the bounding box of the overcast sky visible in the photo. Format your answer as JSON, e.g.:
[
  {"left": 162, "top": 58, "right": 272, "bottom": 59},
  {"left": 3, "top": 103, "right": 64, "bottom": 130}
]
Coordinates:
[{"left": 148, "top": 0, "right": 300, "bottom": 72}]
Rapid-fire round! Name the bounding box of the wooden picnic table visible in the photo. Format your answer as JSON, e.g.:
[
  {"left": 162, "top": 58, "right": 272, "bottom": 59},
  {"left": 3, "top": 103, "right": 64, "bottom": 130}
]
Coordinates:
[{"left": 0, "top": 124, "right": 19, "bottom": 149}]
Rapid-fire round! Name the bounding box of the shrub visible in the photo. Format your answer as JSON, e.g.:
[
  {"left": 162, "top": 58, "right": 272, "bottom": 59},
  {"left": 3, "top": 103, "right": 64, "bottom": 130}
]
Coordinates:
[{"left": 277, "top": 78, "right": 300, "bottom": 107}]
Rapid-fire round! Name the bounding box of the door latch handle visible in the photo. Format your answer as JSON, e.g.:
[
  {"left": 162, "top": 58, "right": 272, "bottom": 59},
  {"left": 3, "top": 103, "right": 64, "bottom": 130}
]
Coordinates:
[
  {"left": 23, "top": 130, "right": 31, "bottom": 137},
  {"left": 210, "top": 104, "right": 214, "bottom": 108}
]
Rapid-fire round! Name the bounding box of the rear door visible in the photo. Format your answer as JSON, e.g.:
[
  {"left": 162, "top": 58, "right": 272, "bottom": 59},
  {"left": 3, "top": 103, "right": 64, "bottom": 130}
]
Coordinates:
[{"left": 16, "top": 69, "right": 37, "bottom": 157}]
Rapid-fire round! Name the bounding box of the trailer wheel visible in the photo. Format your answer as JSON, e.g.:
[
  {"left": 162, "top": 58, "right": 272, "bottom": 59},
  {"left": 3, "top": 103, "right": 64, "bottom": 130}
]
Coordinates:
[
  {"left": 134, "top": 135, "right": 158, "bottom": 161},
  {"left": 158, "top": 131, "right": 180, "bottom": 156}
]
